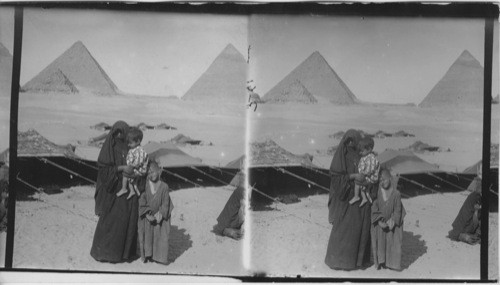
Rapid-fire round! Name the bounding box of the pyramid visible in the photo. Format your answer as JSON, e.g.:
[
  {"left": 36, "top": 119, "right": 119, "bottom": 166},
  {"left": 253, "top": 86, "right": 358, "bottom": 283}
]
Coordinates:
[
  {"left": 23, "top": 69, "right": 78, "bottom": 94},
  {"left": 263, "top": 51, "right": 357, "bottom": 104},
  {"left": 182, "top": 44, "right": 247, "bottom": 103},
  {"left": 265, "top": 79, "right": 317, "bottom": 104},
  {"left": 419, "top": 50, "right": 483, "bottom": 108},
  {"left": 0, "top": 43, "right": 13, "bottom": 97},
  {"left": 22, "top": 41, "right": 119, "bottom": 95}
]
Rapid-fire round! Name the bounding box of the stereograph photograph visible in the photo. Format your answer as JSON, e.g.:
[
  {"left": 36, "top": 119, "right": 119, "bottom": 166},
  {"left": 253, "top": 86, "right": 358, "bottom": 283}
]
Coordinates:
[{"left": 0, "top": 3, "right": 498, "bottom": 282}]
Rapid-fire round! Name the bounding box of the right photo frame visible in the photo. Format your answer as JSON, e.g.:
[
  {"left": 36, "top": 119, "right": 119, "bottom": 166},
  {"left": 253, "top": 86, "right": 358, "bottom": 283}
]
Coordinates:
[{"left": 246, "top": 12, "right": 498, "bottom": 280}]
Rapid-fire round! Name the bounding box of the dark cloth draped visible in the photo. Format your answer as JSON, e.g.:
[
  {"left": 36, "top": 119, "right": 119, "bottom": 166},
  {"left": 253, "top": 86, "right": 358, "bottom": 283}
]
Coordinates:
[
  {"left": 91, "top": 121, "right": 142, "bottom": 263},
  {"left": 325, "top": 129, "right": 376, "bottom": 270},
  {"left": 138, "top": 181, "right": 173, "bottom": 264},
  {"left": 448, "top": 187, "right": 481, "bottom": 240},
  {"left": 213, "top": 185, "right": 244, "bottom": 235},
  {"left": 371, "top": 186, "right": 406, "bottom": 270},
  {"left": 94, "top": 121, "right": 129, "bottom": 216}
]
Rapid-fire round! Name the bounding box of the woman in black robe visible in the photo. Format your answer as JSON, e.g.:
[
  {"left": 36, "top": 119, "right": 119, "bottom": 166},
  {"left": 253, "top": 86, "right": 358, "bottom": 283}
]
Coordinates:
[
  {"left": 325, "top": 129, "right": 377, "bottom": 270},
  {"left": 448, "top": 168, "right": 482, "bottom": 245},
  {"left": 213, "top": 171, "right": 245, "bottom": 240},
  {"left": 90, "top": 121, "right": 143, "bottom": 262}
]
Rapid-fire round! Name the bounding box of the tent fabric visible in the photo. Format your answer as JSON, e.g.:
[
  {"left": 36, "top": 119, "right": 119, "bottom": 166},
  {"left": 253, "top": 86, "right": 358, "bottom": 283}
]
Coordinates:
[
  {"left": 170, "top": 134, "right": 202, "bottom": 145},
  {"left": 1, "top": 129, "right": 77, "bottom": 162},
  {"left": 142, "top": 141, "right": 203, "bottom": 168},
  {"left": 378, "top": 149, "right": 439, "bottom": 175}
]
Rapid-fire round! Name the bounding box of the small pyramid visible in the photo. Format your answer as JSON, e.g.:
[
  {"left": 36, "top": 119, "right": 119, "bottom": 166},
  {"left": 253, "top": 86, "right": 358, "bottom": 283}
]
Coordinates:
[
  {"left": 263, "top": 51, "right": 357, "bottom": 104},
  {"left": 419, "top": 50, "right": 483, "bottom": 108},
  {"left": 266, "top": 79, "right": 317, "bottom": 104},
  {"left": 182, "top": 44, "right": 247, "bottom": 103},
  {"left": 22, "top": 41, "right": 119, "bottom": 95},
  {"left": 21, "top": 69, "right": 78, "bottom": 94},
  {"left": 0, "top": 42, "right": 13, "bottom": 96}
]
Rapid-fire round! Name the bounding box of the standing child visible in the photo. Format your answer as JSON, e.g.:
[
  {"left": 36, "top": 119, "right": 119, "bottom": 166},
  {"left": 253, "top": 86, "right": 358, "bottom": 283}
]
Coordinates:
[
  {"left": 349, "top": 136, "right": 380, "bottom": 207},
  {"left": 138, "top": 160, "right": 174, "bottom": 264},
  {"left": 371, "top": 169, "right": 406, "bottom": 271},
  {"left": 116, "top": 127, "right": 148, "bottom": 199}
]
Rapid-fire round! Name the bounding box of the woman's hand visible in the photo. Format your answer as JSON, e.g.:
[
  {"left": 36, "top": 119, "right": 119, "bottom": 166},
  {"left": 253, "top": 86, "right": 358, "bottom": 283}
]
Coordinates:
[
  {"left": 350, "top": 173, "right": 365, "bottom": 182},
  {"left": 154, "top": 212, "right": 163, "bottom": 223},
  {"left": 119, "top": 165, "right": 135, "bottom": 176}
]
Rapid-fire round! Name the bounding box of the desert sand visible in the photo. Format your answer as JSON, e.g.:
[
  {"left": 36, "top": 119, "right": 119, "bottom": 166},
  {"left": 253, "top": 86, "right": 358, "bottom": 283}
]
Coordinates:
[{"left": 1, "top": 92, "right": 498, "bottom": 279}]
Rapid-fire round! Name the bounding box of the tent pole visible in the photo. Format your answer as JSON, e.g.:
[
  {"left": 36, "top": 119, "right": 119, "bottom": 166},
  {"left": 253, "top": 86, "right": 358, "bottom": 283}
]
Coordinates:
[
  {"left": 397, "top": 175, "right": 440, "bottom": 195},
  {"left": 16, "top": 174, "right": 43, "bottom": 193},
  {"left": 207, "top": 165, "right": 238, "bottom": 177},
  {"left": 66, "top": 156, "right": 98, "bottom": 170},
  {"left": 426, "top": 172, "right": 467, "bottom": 191},
  {"left": 444, "top": 171, "right": 475, "bottom": 182},
  {"left": 37, "top": 157, "right": 96, "bottom": 185},
  {"left": 275, "top": 167, "right": 330, "bottom": 193},
  {"left": 303, "top": 166, "right": 330, "bottom": 178},
  {"left": 190, "top": 166, "right": 229, "bottom": 185},
  {"left": 162, "top": 169, "right": 202, "bottom": 188}
]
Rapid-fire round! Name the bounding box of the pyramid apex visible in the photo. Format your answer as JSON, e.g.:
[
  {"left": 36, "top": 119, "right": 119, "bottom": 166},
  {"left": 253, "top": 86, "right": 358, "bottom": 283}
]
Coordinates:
[{"left": 221, "top": 43, "right": 243, "bottom": 56}]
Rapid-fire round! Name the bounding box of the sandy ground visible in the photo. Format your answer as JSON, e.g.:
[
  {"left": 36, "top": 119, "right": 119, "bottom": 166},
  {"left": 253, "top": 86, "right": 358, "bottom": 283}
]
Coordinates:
[
  {"left": 12, "top": 185, "right": 246, "bottom": 276},
  {"left": 0, "top": 92, "right": 497, "bottom": 279},
  {"left": 250, "top": 191, "right": 494, "bottom": 279}
]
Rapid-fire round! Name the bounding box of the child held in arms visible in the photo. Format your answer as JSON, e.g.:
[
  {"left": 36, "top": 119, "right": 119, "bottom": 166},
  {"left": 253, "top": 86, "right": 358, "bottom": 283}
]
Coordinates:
[
  {"left": 350, "top": 136, "right": 380, "bottom": 207},
  {"left": 116, "top": 127, "right": 149, "bottom": 199}
]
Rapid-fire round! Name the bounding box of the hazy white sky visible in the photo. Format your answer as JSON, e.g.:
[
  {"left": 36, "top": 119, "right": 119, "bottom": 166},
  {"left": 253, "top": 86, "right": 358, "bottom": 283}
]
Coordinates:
[
  {"left": 250, "top": 15, "right": 499, "bottom": 104},
  {"left": 0, "top": 7, "right": 498, "bottom": 104},
  {"left": 0, "top": 7, "right": 248, "bottom": 97}
]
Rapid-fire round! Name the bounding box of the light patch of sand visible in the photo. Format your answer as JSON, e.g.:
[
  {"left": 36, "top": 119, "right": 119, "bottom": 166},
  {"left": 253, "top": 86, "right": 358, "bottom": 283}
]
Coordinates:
[
  {"left": 250, "top": 191, "right": 481, "bottom": 279},
  {"left": 12, "top": 185, "right": 246, "bottom": 276}
]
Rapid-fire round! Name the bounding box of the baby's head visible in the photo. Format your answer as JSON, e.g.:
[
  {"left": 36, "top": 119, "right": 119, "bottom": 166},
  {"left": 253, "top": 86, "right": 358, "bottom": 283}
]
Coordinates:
[
  {"left": 148, "top": 160, "right": 161, "bottom": 182},
  {"left": 380, "top": 169, "right": 392, "bottom": 190},
  {"left": 358, "top": 137, "right": 374, "bottom": 156},
  {"left": 127, "top": 127, "right": 143, "bottom": 149}
]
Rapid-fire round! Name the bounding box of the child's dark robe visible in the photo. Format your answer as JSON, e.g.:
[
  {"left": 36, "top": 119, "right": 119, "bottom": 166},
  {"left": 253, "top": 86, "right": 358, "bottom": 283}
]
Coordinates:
[
  {"left": 138, "top": 180, "right": 173, "bottom": 264},
  {"left": 371, "top": 186, "right": 406, "bottom": 270}
]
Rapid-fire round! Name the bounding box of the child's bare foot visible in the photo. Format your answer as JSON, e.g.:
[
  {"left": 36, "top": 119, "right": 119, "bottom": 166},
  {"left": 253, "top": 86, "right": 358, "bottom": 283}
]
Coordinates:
[
  {"left": 116, "top": 188, "right": 127, "bottom": 197},
  {"left": 127, "top": 190, "right": 136, "bottom": 200},
  {"left": 349, "top": 196, "right": 360, "bottom": 205}
]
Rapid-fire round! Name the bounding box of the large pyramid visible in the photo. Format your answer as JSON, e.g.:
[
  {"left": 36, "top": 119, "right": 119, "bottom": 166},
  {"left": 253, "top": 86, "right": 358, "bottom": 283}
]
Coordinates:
[
  {"left": 182, "top": 44, "right": 247, "bottom": 103},
  {"left": 265, "top": 79, "right": 317, "bottom": 104},
  {"left": 0, "top": 43, "right": 13, "bottom": 97},
  {"left": 22, "top": 41, "right": 119, "bottom": 95},
  {"left": 263, "top": 51, "right": 357, "bottom": 104},
  {"left": 419, "top": 50, "right": 483, "bottom": 108}
]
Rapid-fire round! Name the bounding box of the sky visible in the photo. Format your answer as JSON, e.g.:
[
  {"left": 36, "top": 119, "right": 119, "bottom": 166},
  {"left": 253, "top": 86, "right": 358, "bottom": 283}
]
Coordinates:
[
  {"left": 250, "top": 15, "right": 499, "bottom": 104},
  {"left": 0, "top": 7, "right": 498, "bottom": 104},
  {"left": 0, "top": 7, "right": 248, "bottom": 97}
]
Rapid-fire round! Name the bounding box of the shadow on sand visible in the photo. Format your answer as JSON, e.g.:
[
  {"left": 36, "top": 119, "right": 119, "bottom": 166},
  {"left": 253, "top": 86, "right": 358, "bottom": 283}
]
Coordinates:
[
  {"left": 168, "top": 225, "right": 193, "bottom": 264},
  {"left": 401, "top": 231, "right": 427, "bottom": 270}
]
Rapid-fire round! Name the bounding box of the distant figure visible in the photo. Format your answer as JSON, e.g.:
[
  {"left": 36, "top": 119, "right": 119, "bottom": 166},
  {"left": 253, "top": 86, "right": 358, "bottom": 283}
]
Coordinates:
[
  {"left": 138, "top": 161, "right": 174, "bottom": 264},
  {"left": 91, "top": 121, "right": 144, "bottom": 263},
  {"left": 0, "top": 165, "right": 8, "bottom": 232},
  {"left": 213, "top": 171, "right": 246, "bottom": 240},
  {"left": 371, "top": 169, "right": 406, "bottom": 271},
  {"left": 116, "top": 127, "right": 149, "bottom": 200},
  {"left": 325, "top": 129, "right": 377, "bottom": 270},
  {"left": 448, "top": 165, "right": 482, "bottom": 244},
  {"left": 350, "top": 137, "right": 380, "bottom": 207}
]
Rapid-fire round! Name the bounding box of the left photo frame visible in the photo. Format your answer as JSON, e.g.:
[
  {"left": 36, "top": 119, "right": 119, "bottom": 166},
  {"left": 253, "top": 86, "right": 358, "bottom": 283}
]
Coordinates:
[{"left": 0, "top": 6, "right": 250, "bottom": 276}]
